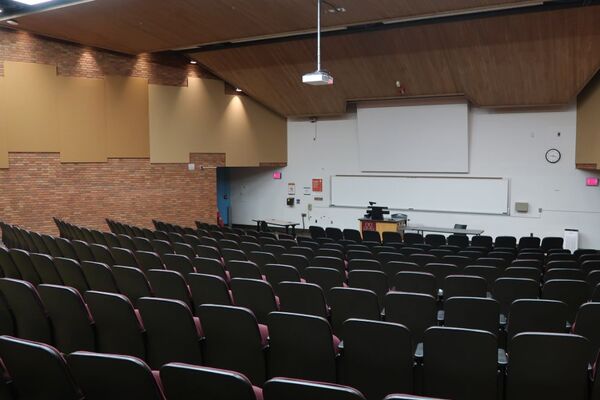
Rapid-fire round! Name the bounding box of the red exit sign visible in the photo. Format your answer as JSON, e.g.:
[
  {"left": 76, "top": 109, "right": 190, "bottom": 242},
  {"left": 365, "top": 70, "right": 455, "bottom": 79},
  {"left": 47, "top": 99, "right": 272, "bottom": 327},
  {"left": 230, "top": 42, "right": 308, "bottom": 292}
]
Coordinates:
[{"left": 586, "top": 177, "right": 599, "bottom": 186}]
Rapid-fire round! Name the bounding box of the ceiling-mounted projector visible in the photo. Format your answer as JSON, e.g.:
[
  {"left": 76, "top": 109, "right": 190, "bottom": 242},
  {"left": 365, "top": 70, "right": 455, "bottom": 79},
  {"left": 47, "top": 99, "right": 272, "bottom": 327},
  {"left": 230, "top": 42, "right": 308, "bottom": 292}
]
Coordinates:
[
  {"left": 302, "top": 0, "right": 334, "bottom": 86},
  {"left": 302, "top": 70, "right": 333, "bottom": 86}
]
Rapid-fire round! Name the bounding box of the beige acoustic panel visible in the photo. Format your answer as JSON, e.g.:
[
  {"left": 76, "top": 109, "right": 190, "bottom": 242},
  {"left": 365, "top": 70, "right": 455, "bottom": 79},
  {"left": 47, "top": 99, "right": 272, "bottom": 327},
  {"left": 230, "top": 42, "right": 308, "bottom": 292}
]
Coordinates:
[
  {"left": 3, "top": 62, "right": 60, "bottom": 152},
  {"left": 576, "top": 72, "right": 600, "bottom": 168},
  {"left": 105, "top": 76, "right": 150, "bottom": 158},
  {"left": 218, "top": 96, "right": 259, "bottom": 166},
  {"left": 219, "top": 95, "right": 287, "bottom": 166},
  {"left": 150, "top": 77, "right": 287, "bottom": 166},
  {"left": 243, "top": 95, "right": 286, "bottom": 165},
  {"left": 149, "top": 78, "right": 225, "bottom": 163},
  {"left": 0, "top": 78, "right": 7, "bottom": 168},
  {"left": 58, "top": 77, "right": 107, "bottom": 162}
]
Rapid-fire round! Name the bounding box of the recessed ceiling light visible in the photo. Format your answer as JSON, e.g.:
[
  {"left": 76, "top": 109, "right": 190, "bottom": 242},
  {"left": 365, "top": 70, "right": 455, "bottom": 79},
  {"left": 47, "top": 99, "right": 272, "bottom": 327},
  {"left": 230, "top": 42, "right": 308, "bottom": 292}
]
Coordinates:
[
  {"left": 13, "top": 0, "right": 54, "bottom": 5},
  {"left": 6, "top": 20, "right": 19, "bottom": 25},
  {"left": 235, "top": 88, "right": 243, "bottom": 93},
  {"left": 189, "top": 60, "right": 197, "bottom": 65}
]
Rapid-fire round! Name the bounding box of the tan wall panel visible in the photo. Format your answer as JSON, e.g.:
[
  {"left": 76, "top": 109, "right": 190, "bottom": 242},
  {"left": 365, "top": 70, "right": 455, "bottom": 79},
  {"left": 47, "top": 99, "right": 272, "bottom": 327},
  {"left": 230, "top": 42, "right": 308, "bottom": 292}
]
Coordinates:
[
  {"left": 105, "top": 76, "right": 150, "bottom": 158},
  {"left": 58, "top": 77, "right": 107, "bottom": 162},
  {"left": 149, "top": 78, "right": 225, "bottom": 163},
  {"left": 240, "top": 95, "right": 287, "bottom": 165},
  {"left": 149, "top": 78, "right": 287, "bottom": 166},
  {"left": 219, "top": 95, "right": 286, "bottom": 166},
  {"left": 3, "top": 62, "right": 60, "bottom": 152},
  {"left": 219, "top": 96, "right": 260, "bottom": 166},
  {"left": 576, "top": 73, "right": 600, "bottom": 166},
  {"left": 148, "top": 84, "right": 192, "bottom": 163},
  {"left": 0, "top": 78, "right": 8, "bottom": 168}
]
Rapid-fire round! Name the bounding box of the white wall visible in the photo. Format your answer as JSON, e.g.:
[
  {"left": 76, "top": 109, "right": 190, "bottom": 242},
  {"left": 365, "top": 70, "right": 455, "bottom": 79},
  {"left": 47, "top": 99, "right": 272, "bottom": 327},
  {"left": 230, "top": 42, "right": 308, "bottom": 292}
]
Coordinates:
[{"left": 229, "top": 104, "right": 600, "bottom": 248}]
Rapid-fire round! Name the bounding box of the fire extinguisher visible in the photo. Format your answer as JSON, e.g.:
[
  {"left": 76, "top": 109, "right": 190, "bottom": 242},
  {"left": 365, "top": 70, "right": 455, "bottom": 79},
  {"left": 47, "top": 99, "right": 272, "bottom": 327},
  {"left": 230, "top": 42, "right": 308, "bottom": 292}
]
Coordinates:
[{"left": 216, "top": 211, "right": 224, "bottom": 228}]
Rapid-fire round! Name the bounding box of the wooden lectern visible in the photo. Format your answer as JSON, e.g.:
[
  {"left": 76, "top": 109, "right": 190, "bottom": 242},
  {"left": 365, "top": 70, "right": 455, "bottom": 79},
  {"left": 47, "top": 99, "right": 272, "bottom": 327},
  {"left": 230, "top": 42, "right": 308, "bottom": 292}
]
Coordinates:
[{"left": 359, "top": 218, "right": 405, "bottom": 237}]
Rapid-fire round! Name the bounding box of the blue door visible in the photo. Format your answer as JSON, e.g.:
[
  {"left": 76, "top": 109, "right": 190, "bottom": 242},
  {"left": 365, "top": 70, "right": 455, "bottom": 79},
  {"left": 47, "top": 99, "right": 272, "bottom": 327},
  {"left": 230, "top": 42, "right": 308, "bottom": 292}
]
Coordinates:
[{"left": 216, "top": 167, "right": 231, "bottom": 225}]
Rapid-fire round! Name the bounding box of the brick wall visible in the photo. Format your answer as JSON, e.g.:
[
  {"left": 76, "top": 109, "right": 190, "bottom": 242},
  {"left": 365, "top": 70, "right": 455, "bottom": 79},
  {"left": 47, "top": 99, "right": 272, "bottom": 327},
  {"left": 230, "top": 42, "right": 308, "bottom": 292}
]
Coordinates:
[
  {"left": 0, "top": 27, "right": 212, "bottom": 84},
  {"left": 0, "top": 28, "right": 225, "bottom": 234},
  {"left": 0, "top": 153, "right": 225, "bottom": 235}
]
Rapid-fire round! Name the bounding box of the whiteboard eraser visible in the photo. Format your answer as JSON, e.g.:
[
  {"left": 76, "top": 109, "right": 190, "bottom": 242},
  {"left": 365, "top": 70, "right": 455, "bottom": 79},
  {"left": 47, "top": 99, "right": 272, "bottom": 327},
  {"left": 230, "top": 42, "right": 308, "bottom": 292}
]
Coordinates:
[{"left": 515, "top": 202, "right": 529, "bottom": 213}]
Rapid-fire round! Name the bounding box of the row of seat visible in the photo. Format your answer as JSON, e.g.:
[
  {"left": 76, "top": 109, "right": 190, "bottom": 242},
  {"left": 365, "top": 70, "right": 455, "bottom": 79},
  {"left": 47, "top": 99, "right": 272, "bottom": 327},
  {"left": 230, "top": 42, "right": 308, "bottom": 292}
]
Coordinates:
[
  {"left": 189, "top": 234, "right": 598, "bottom": 268},
  {"left": 52, "top": 218, "right": 290, "bottom": 255},
  {"left": 1, "top": 275, "right": 599, "bottom": 400},
  {"left": 108, "top": 218, "right": 292, "bottom": 245},
  {"left": 308, "top": 225, "right": 565, "bottom": 250},
  {"left": 1, "top": 334, "right": 436, "bottom": 400}
]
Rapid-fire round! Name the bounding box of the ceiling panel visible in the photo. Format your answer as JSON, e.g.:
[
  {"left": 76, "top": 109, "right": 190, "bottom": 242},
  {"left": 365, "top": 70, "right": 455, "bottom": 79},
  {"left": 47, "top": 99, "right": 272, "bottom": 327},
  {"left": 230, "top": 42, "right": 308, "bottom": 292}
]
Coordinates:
[
  {"left": 0, "top": 0, "right": 91, "bottom": 20},
  {"left": 9, "top": 0, "right": 537, "bottom": 54},
  {"left": 191, "top": 6, "right": 600, "bottom": 117}
]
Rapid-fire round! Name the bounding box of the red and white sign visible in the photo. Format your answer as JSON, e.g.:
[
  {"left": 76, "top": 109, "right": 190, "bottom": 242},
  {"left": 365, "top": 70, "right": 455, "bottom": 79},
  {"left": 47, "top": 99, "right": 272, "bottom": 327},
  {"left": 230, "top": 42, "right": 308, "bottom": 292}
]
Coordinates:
[
  {"left": 361, "top": 220, "right": 376, "bottom": 231},
  {"left": 312, "top": 178, "right": 323, "bottom": 192}
]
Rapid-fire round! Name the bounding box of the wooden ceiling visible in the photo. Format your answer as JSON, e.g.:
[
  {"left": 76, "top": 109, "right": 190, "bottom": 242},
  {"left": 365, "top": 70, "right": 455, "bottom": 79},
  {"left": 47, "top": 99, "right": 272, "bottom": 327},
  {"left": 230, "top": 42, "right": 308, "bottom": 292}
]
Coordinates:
[
  {"left": 190, "top": 6, "right": 600, "bottom": 117},
  {"left": 10, "top": 0, "right": 538, "bottom": 54},
  {"left": 6, "top": 0, "right": 600, "bottom": 117}
]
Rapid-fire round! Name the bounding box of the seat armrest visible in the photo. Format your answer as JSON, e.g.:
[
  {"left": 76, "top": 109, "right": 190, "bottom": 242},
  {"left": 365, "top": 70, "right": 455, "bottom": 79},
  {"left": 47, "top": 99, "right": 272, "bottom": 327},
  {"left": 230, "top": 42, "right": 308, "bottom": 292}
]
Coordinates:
[
  {"left": 414, "top": 342, "right": 424, "bottom": 364},
  {"left": 499, "top": 314, "right": 507, "bottom": 330},
  {"left": 497, "top": 348, "right": 508, "bottom": 371}
]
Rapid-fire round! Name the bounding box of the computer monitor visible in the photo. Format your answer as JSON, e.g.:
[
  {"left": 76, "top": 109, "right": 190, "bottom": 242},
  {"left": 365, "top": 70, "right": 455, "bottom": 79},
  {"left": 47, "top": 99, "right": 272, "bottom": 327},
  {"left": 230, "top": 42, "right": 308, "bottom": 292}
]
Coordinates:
[{"left": 365, "top": 204, "right": 389, "bottom": 220}]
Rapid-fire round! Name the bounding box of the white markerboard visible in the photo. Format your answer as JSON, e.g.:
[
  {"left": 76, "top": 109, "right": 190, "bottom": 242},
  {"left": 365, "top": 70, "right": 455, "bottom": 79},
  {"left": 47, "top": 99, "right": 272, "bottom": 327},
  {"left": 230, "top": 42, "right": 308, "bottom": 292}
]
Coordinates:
[
  {"left": 357, "top": 103, "right": 469, "bottom": 173},
  {"left": 331, "top": 175, "right": 509, "bottom": 215}
]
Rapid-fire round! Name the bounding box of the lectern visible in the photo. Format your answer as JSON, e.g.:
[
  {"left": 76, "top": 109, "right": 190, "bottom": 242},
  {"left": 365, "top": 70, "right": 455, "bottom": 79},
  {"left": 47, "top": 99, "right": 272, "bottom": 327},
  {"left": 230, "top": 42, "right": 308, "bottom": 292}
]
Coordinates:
[
  {"left": 359, "top": 218, "right": 405, "bottom": 237},
  {"left": 358, "top": 204, "right": 407, "bottom": 237}
]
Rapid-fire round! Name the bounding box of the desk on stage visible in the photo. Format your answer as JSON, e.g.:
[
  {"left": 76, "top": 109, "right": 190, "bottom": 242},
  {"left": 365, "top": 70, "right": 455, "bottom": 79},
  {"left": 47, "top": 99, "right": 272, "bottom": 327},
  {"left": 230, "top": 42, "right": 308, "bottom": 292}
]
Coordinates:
[
  {"left": 253, "top": 219, "right": 299, "bottom": 236},
  {"left": 359, "top": 218, "right": 406, "bottom": 237},
  {"left": 401, "top": 225, "right": 484, "bottom": 236}
]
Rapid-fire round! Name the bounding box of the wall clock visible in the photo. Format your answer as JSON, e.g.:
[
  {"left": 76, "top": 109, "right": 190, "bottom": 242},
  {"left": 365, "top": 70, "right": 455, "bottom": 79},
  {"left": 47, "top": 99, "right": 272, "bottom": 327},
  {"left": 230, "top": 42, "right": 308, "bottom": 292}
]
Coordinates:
[{"left": 545, "top": 148, "right": 561, "bottom": 164}]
